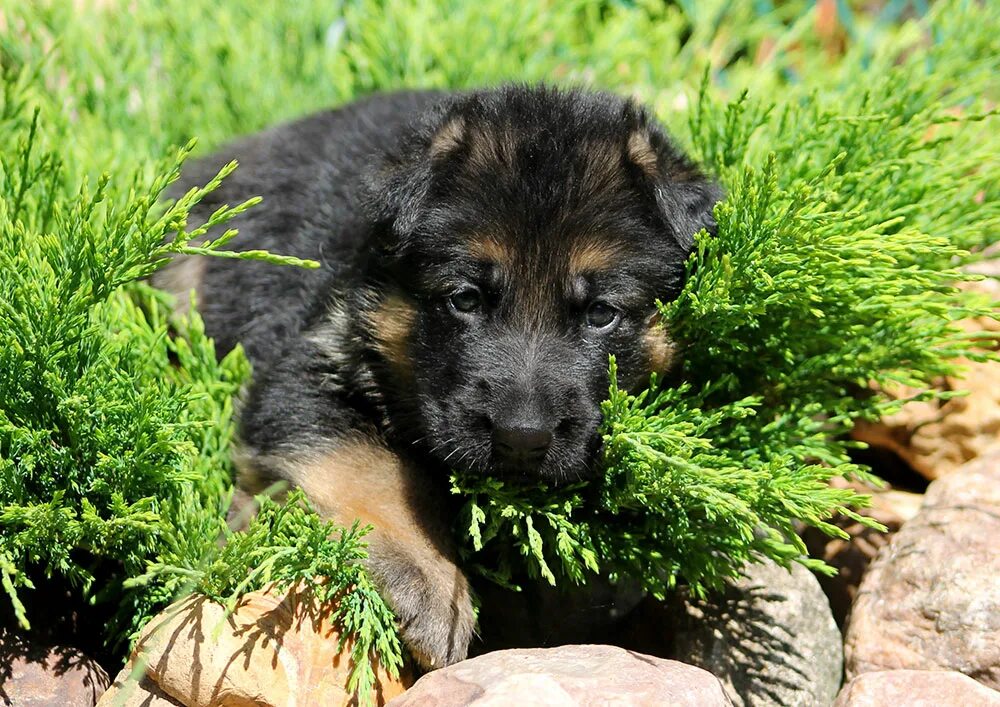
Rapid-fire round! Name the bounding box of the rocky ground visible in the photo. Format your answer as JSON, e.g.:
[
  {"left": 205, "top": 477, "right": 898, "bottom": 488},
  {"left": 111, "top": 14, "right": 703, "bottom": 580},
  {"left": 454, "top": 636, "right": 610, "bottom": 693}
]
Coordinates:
[
  {"left": 4, "top": 273, "right": 998, "bottom": 706},
  {"left": 9, "top": 427, "right": 998, "bottom": 707}
]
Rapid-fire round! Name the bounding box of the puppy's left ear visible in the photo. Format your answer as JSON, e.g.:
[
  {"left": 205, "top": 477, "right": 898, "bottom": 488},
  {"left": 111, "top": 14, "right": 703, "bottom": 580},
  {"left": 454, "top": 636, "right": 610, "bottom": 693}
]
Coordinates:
[
  {"left": 363, "top": 105, "right": 462, "bottom": 252},
  {"left": 362, "top": 147, "right": 432, "bottom": 251},
  {"left": 625, "top": 125, "right": 724, "bottom": 251}
]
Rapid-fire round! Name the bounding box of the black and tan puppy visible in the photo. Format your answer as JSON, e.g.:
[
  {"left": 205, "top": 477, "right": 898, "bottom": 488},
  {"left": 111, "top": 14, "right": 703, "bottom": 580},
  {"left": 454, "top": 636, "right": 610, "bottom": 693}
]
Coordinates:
[{"left": 155, "top": 85, "right": 720, "bottom": 669}]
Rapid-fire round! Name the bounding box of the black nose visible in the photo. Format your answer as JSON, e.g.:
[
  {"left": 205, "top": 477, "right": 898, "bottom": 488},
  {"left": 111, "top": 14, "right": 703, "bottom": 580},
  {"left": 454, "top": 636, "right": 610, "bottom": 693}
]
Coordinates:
[{"left": 492, "top": 424, "right": 553, "bottom": 465}]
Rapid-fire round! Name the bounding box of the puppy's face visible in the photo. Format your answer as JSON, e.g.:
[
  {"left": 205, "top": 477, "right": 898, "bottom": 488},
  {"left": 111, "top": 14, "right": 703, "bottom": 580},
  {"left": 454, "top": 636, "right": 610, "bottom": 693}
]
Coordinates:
[{"left": 365, "top": 87, "right": 720, "bottom": 483}]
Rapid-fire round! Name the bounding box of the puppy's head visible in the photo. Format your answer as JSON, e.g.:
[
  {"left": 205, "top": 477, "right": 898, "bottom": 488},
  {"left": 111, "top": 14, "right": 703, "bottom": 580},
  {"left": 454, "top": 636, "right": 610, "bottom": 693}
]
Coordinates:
[{"left": 362, "top": 86, "right": 721, "bottom": 483}]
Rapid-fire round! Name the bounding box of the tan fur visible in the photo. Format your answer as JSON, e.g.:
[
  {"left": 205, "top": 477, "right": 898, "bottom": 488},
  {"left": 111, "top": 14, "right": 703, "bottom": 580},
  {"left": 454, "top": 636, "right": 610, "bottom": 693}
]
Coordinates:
[
  {"left": 644, "top": 313, "right": 677, "bottom": 373},
  {"left": 580, "top": 140, "right": 629, "bottom": 196},
  {"left": 283, "top": 441, "right": 432, "bottom": 550},
  {"left": 367, "top": 294, "right": 417, "bottom": 377},
  {"left": 429, "top": 116, "right": 466, "bottom": 160},
  {"left": 152, "top": 255, "right": 206, "bottom": 313},
  {"left": 252, "top": 438, "right": 474, "bottom": 668},
  {"left": 233, "top": 441, "right": 441, "bottom": 560},
  {"left": 466, "top": 125, "right": 516, "bottom": 171},
  {"left": 627, "top": 130, "right": 659, "bottom": 178},
  {"left": 568, "top": 238, "right": 623, "bottom": 275},
  {"left": 468, "top": 235, "right": 512, "bottom": 266}
]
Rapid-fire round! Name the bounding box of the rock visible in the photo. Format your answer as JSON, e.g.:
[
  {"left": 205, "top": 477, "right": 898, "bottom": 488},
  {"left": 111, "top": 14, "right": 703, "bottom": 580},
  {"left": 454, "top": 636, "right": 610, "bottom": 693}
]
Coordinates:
[
  {"left": 0, "top": 629, "right": 110, "bottom": 706},
  {"left": 802, "top": 481, "right": 923, "bottom": 628},
  {"left": 670, "top": 559, "right": 843, "bottom": 707},
  {"left": 845, "top": 449, "right": 1000, "bottom": 689},
  {"left": 101, "top": 584, "right": 411, "bottom": 707},
  {"left": 965, "top": 242, "right": 1000, "bottom": 278},
  {"left": 852, "top": 277, "right": 1000, "bottom": 480},
  {"left": 834, "top": 670, "right": 1000, "bottom": 706},
  {"left": 98, "top": 665, "right": 183, "bottom": 706},
  {"left": 388, "top": 645, "right": 732, "bottom": 706}
]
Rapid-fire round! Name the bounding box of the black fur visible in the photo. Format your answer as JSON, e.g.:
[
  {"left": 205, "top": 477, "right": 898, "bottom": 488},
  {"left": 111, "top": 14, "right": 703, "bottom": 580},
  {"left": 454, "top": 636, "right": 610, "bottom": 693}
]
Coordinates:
[{"left": 156, "top": 85, "right": 721, "bottom": 668}]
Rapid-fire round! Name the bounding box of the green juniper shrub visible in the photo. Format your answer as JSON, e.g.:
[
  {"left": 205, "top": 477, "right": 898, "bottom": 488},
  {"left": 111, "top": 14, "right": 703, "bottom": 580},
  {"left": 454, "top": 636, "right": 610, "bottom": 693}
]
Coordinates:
[
  {"left": 0, "top": 0, "right": 997, "bottom": 700},
  {"left": 0, "top": 100, "right": 398, "bottom": 694}
]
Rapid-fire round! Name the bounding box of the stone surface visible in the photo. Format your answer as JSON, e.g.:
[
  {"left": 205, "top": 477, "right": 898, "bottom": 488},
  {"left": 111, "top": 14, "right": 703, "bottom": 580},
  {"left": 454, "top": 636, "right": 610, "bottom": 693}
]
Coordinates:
[
  {"left": 852, "top": 277, "right": 1000, "bottom": 480},
  {"left": 98, "top": 665, "right": 183, "bottom": 706},
  {"left": 802, "top": 481, "right": 923, "bottom": 628},
  {"left": 834, "top": 670, "right": 1000, "bottom": 706},
  {"left": 100, "top": 584, "right": 411, "bottom": 707},
  {"left": 0, "top": 629, "right": 110, "bottom": 706},
  {"left": 388, "top": 645, "right": 732, "bottom": 706},
  {"left": 670, "top": 559, "right": 843, "bottom": 707},
  {"left": 845, "top": 449, "right": 1000, "bottom": 689}
]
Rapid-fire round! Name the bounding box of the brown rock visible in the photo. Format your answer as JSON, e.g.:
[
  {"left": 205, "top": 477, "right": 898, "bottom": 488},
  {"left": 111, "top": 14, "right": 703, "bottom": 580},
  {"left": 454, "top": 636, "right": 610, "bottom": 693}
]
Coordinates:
[
  {"left": 834, "top": 670, "right": 1000, "bottom": 706},
  {"left": 0, "top": 630, "right": 110, "bottom": 706},
  {"left": 965, "top": 242, "right": 1000, "bottom": 278},
  {"left": 852, "top": 277, "right": 1000, "bottom": 480},
  {"left": 845, "top": 450, "right": 1000, "bottom": 689},
  {"left": 98, "top": 665, "right": 183, "bottom": 706},
  {"left": 388, "top": 645, "right": 732, "bottom": 706},
  {"left": 803, "top": 481, "right": 923, "bottom": 627},
  {"left": 101, "top": 584, "right": 411, "bottom": 707}
]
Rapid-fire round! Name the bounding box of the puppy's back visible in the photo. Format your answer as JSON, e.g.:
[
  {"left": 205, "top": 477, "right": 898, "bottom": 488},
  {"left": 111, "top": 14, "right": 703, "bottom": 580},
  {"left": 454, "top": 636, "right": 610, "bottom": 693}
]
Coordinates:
[{"left": 154, "top": 90, "right": 444, "bottom": 368}]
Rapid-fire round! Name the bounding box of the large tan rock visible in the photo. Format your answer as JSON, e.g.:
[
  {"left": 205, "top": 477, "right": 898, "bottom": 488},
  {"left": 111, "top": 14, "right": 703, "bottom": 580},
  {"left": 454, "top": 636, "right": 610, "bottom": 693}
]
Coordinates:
[
  {"left": 98, "top": 584, "right": 411, "bottom": 707},
  {"left": 844, "top": 450, "right": 1000, "bottom": 689},
  {"left": 834, "top": 670, "right": 1000, "bottom": 706},
  {"left": 853, "top": 277, "right": 1000, "bottom": 480},
  {"left": 99, "top": 665, "right": 183, "bottom": 706},
  {"left": 388, "top": 645, "right": 732, "bottom": 706}
]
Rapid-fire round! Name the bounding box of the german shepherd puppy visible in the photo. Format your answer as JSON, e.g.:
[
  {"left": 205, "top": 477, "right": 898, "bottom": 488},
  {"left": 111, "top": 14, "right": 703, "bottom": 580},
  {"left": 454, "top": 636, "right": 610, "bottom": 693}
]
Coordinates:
[{"left": 155, "top": 85, "right": 720, "bottom": 669}]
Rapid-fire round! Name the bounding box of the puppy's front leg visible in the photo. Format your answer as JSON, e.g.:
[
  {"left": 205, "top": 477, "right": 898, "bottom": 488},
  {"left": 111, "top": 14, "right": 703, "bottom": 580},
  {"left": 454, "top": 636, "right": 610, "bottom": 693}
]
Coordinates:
[{"left": 239, "top": 437, "right": 475, "bottom": 669}]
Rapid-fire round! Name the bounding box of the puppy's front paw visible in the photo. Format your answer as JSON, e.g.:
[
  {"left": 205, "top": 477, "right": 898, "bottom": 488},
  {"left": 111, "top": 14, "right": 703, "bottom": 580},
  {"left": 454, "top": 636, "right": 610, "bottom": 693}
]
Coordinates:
[{"left": 366, "top": 543, "right": 476, "bottom": 670}]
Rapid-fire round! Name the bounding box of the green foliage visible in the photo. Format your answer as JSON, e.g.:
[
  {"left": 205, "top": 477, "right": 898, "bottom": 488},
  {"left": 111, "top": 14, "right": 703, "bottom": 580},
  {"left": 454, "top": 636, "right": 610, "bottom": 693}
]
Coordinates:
[
  {"left": 0, "top": 104, "right": 247, "bottom": 637},
  {"left": 130, "top": 491, "right": 402, "bottom": 697},
  {"left": 0, "top": 0, "right": 997, "bottom": 697},
  {"left": 0, "top": 75, "right": 391, "bottom": 694}
]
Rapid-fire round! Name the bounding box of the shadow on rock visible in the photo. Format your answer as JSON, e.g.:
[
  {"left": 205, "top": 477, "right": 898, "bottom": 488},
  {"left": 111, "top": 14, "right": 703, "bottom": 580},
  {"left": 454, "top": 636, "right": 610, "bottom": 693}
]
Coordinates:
[
  {"left": 102, "top": 584, "right": 410, "bottom": 706},
  {"left": 0, "top": 628, "right": 110, "bottom": 706},
  {"left": 618, "top": 560, "right": 843, "bottom": 707}
]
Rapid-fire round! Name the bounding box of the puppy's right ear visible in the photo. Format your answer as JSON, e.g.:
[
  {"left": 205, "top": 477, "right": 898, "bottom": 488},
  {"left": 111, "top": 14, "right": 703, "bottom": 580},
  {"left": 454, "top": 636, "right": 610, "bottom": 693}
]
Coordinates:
[{"left": 363, "top": 110, "right": 465, "bottom": 252}]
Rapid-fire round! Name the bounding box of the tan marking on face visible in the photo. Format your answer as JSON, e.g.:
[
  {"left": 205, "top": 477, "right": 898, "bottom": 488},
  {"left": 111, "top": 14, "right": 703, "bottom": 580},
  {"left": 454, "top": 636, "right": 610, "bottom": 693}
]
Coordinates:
[
  {"left": 644, "top": 312, "right": 677, "bottom": 374},
  {"left": 429, "top": 116, "right": 466, "bottom": 160},
  {"left": 368, "top": 294, "right": 417, "bottom": 377},
  {"left": 568, "top": 239, "right": 623, "bottom": 275},
  {"left": 466, "top": 124, "right": 516, "bottom": 171},
  {"left": 467, "top": 235, "right": 513, "bottom": 266},
  {"left": 627, "top": 130, "right": 659, "bottom": 178}
]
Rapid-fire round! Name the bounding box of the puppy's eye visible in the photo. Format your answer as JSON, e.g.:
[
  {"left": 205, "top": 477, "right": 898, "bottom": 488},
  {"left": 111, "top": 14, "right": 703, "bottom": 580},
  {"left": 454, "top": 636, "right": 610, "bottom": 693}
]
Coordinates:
[
  {"left": 585, "top": 301, "right": 619, "bottom": 329},
  {"left": 449, "top": 287, "right": 483, "bottom": 314}
]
